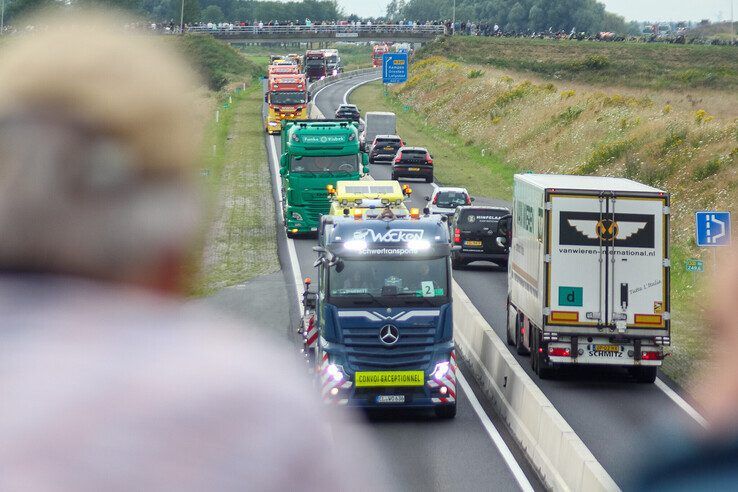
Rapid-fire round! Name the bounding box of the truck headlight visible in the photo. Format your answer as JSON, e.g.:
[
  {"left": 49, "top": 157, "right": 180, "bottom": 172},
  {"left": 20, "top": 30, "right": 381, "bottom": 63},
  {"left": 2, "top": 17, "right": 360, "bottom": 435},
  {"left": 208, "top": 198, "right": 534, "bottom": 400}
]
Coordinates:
[
  {"left": 326, "top": 363, "right": 345, "bottom": 382},
  {"left": 432, "top": 361, "right": 450, "bottom": 381},
  {"left": 291, "top": 212, "right": 303, "bottom": 220},
  {"left": 268, "top": 121, "right": 279, "bottom": 127}
]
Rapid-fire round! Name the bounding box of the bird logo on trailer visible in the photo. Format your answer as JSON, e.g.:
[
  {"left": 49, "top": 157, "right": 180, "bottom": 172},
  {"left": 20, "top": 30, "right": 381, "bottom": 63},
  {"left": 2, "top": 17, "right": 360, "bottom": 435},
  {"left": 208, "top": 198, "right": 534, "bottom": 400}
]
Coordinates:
[{"left": 560, "top": 212, "right": 655, "bottom": 248}]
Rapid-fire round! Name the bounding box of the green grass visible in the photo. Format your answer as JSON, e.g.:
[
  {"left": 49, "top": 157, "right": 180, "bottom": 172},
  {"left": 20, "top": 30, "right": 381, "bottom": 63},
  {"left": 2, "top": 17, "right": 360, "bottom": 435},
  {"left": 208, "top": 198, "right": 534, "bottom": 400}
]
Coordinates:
[
  {"left": 193, "top": 85, "right": 279, "bottom": 295},
  {"left": 418, "top": 36, "right": 738, "bottom": 91},
  {"left": 174, "top": 34, "right": 262, "bottom": 89},
  {"left": 350, "top": 81, "right": 515, "bottom": 199}
]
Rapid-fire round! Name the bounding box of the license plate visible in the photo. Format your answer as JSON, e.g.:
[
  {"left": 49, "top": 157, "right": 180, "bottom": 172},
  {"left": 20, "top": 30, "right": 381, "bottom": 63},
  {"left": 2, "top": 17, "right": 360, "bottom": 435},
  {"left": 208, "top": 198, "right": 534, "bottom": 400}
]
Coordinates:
[
  {"left": 594, "top": 344, "right": 620, "bottom": 352},
  {"left": 377, "top": 395, "right": 405, "bottom": 404},
  {"left": 409, "top": 167, "right": 420, "bottom": 171},
  {"left": 355, "top": 370, "right": 424, "bottom": 387},
  {"left": 465, "top": 240, "right": 482, "bottom": 247},
  {"left": 384, "top": 146, "right": 393, "bottom": 150}
]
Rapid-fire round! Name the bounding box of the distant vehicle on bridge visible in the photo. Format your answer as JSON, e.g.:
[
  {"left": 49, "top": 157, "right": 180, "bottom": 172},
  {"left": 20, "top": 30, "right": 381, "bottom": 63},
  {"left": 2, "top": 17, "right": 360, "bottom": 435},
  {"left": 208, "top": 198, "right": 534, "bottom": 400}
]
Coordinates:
[{"left": 304, "top": 49, "right": 327, "bottom": 82}]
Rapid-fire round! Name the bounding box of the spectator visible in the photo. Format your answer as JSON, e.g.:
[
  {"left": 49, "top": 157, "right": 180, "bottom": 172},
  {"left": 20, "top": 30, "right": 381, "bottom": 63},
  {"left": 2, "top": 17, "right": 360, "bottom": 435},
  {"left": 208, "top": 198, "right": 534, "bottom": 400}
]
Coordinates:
[{"left": 0, "top": 11, "right": 383, "bottom": 492}]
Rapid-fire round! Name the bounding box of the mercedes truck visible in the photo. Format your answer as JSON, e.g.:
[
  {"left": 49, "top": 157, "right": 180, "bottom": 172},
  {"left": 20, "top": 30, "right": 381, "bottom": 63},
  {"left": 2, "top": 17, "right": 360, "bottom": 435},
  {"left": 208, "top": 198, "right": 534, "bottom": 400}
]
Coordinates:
[
  {"left": 301, "top": 209, "right": 457, "bottom": 418},
  {"left": 264, "top": 73, "right": 309, "bottom": 134},
  {"left": 503, "top": 174, "right": 670, "bottom": 383}
]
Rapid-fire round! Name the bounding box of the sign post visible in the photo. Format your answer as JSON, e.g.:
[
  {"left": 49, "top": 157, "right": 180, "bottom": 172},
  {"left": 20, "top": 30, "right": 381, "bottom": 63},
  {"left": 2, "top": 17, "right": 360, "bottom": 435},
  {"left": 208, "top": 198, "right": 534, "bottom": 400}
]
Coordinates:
[
  {"left": 695, "top": 211, "right": 732, "bottom": 273},
  {"left": 382, "top": 52, "right": 409, "bottom": 84}
]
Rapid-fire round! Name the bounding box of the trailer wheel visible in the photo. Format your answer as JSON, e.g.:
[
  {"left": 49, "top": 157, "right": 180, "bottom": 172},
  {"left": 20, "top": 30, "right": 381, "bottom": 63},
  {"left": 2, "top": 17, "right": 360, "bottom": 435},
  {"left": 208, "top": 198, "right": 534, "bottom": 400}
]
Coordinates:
[
  {"left": 515, "top": 315, "right": 529, "bottom": 355},
  {"left": 531, "top": 330, "right": 553, "bottom": 379},
  {"left": 631, "top": 366, "right": 657, "bottom": 384},
  {"left": 506, "top": 301, "right": 514, "bottom": 346},
  {"left": 434, "top": 403, "right": 457, "bottom": 419}
]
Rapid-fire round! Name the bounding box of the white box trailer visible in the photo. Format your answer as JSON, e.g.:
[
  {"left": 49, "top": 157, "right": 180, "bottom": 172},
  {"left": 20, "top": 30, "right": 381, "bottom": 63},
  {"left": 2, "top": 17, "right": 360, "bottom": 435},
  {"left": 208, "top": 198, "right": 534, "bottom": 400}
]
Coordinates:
[
  {"left": 505, "top": 174, "right": 670, "bottom": 382},
  {"left": 361, "top": 112, "right": 396, "bottom": 152}
]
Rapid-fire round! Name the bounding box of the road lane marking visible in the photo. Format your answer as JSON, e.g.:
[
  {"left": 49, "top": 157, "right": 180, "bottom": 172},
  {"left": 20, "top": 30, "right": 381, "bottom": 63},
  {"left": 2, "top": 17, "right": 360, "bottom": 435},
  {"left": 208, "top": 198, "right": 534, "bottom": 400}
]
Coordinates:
[
  {"left": 342, "top": 76, "right": 382, "bottom": 105},
  {"left": 655, "top": 378, "right": 708, "bottom": 429},
  {"left": 267, "top": 134, "right": 305, "bottom": 316},
  {"left": 457, "top": 371, "right": 534, "bottom": 492}
]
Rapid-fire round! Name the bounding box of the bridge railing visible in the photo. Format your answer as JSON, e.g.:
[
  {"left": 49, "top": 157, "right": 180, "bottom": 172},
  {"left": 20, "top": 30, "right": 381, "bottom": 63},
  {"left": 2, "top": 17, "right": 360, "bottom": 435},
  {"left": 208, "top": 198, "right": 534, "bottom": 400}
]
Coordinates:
[{"left": 186, "top": 24, "right": 446, "bottom": 37}]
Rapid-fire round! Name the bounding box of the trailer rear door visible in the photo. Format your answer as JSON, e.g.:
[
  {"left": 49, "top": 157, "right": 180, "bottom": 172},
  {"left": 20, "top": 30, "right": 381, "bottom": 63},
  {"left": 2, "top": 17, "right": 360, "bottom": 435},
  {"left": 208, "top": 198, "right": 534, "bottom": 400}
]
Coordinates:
[{"left": 548, "top": 192, "right": 669, "bottom": 330}]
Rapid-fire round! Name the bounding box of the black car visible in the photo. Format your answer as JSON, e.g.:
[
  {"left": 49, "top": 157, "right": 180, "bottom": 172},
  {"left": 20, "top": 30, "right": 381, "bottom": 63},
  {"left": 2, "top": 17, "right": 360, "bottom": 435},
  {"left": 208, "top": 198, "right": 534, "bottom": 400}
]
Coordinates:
[
  {"left": 334, "top": 104, "right": 360, "bottom": 122},
  {"left": 369, "top": 135, "right": 404, "bottom": 164},
  {"left": 391, "top": 146, "right": 433, "bottom": 183},
  {"left": 450, "top": 206, "right": 511, "bottom": 268}
]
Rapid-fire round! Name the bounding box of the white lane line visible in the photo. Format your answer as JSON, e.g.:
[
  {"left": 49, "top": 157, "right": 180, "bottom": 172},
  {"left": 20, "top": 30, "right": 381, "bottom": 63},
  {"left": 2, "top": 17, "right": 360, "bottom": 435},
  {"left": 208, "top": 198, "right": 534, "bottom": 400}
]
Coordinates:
[
  {"left": 655, "top": 378, "right": 708, "bottom": 429},
  {"left": 267, "top": 134, "right": 305, "bottom": 316},
  {"left": 457, "top": 371, "right": 534, "bottom": 492},
  {"left": 342, "top": 75, "right": 534, "bottom": 488}
]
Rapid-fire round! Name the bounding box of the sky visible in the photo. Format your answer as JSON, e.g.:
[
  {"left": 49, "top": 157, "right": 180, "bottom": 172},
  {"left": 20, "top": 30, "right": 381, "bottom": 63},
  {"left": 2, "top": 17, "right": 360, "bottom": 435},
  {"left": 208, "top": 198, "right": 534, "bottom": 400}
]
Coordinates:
[{"left": 335, "top": 0, "right": 737, "bottom": 22}]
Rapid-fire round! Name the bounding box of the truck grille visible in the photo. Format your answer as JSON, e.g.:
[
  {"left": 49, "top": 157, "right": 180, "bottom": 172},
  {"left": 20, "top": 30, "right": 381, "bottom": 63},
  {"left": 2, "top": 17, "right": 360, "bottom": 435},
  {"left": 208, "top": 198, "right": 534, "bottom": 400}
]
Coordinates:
[
  {"left": 304, "top": 199, "right": 329, "bottom": 223},
  {"left": 343, "top": 325, "right": 436, "bottom": 370}
]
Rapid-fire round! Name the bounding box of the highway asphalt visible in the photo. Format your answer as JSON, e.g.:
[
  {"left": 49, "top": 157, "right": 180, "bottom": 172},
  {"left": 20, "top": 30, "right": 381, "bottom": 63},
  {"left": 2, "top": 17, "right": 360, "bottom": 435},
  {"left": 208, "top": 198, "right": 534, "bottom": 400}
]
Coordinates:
[
  {"left": 322, "top": 73, "right": 704, "bottom": 487},
  {"left": 264, "top": 76, "right": 542, "bottom": 491}
]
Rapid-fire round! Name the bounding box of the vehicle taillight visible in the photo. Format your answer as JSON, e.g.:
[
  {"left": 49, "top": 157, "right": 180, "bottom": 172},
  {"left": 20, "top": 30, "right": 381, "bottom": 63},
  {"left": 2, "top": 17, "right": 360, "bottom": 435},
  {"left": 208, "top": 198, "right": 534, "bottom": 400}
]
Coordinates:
[
  {"left": 465, "top": 195, "right": 471, "bottom": 205},
  {"left": 432, "top": 195, "right": 438, "bottom": 204},
  {"left": 641, "top": 351, "right": 662, "bottom": 361},
  {"left": 548, "top": 347, "right": 571, "bottom": 357},
  {"left": 394, "top": 153, "right": 402, "bottom": 163},
  {"left": 425, "top": 154, "right": 433, "bottom": 164},
  {"left": 453, "top": 228, "right": 461, "bottom": 244}
]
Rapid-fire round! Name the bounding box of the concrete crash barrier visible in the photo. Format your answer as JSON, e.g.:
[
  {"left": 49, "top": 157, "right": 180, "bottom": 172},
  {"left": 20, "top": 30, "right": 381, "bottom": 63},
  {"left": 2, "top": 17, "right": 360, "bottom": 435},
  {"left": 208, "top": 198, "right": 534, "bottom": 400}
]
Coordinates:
[
  {"left": 308, "top": 67, "right": 379, "bottom": 118},
  {"left": 452, "top": 280, "right": 620, "bottom": 492}
]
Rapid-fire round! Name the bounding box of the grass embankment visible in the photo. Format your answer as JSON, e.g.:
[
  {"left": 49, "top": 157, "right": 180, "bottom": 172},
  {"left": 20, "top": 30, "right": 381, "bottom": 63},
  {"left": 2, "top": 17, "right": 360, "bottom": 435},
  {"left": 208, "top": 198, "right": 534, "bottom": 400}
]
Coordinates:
[
  {"left": 421, "top": 36, "right": 738, "bottom": 92},
  {"left": 355, "top": 46, "right": 738, "bottom": 387},
  {"left": 180, "top": 37, "right": 278, "bottom": 296},
  {"left": 193, "top": 85, "right": 279, "bottom": 296}
]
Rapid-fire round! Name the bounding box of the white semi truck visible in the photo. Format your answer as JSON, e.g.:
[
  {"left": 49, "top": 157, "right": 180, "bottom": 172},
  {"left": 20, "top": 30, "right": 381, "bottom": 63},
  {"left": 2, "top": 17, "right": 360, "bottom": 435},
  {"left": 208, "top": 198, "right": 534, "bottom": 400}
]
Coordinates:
[{"left": 503, "top": 174, "right": 670, "bottom": 382}]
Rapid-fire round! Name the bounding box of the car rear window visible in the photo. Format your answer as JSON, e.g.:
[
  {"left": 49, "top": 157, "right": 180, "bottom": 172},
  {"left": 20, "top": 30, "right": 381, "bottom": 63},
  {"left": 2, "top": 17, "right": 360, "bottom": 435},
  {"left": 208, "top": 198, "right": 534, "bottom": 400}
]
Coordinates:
[
  {"left": 375, "top": 138, "right": 401, "bottom": 145},
  {"left": 436, "top": 191, "right": 468, "bottom": 207},
  {"left": 460, "top": 209, "right": 509, "bottom": 224}
]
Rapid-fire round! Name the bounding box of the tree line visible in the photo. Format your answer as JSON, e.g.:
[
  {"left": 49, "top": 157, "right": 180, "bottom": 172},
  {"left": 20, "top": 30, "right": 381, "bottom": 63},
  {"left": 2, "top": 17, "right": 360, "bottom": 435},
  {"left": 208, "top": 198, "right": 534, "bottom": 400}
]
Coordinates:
[
  {"left": 386, "top": 0, "right": 628, "bottom": 34},
  {"left": 2, "top": 0, "right": 343, "bottom": 24}
]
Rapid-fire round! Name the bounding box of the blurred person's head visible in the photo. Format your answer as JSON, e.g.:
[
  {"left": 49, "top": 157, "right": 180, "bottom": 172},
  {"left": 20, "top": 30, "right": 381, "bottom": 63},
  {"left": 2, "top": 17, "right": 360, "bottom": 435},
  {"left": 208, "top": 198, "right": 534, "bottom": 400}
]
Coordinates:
[{"left": 0, "top": 11, "right": 203, "bottom": 292}]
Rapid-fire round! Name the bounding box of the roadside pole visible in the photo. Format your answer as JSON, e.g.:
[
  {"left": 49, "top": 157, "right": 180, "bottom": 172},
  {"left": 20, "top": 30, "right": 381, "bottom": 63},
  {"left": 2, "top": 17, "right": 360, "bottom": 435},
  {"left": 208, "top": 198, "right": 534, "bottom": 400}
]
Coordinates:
[
  {"left": 1, "top": 0, "right": 5, "bottom": 36},
  {"left": 452, "top": 0, "right": 456, "bottom": 35},
  {"left": 179, "top": 0, "right": 185, "bottom": 34}
]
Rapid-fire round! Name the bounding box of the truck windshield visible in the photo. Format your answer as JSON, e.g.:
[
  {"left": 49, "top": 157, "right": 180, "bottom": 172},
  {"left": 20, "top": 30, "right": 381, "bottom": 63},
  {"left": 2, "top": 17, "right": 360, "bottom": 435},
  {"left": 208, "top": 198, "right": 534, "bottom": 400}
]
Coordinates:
[
  {"left": 291, "top": 155, "right": 359, "bottom": 174},
  {"left": 306, "top": 59, "right": 324, "bottom": 66},
  {"left": 328, "top": 257, "right": 449, "bottom": 307},
  {"left": 270, "top": 91, "right": 307, "bottom": 105},
  {"left": 326, "top": 55, "right": 338, "bottom": 64}
]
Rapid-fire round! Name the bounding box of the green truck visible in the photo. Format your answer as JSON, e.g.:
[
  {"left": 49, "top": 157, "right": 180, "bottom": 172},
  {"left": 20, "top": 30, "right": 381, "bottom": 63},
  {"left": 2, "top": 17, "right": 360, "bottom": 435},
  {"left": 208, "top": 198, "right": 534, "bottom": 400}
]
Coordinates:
[{"left": 279, "top": 120, "right": 368, "bottom": 237}]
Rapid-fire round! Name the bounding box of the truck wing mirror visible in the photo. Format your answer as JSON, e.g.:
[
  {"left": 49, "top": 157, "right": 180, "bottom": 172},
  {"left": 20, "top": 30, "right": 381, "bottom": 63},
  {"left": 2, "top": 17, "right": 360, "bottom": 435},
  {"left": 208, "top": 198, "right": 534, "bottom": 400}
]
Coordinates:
[
  {"left": 304, "top": 292, "right": 317, "bottom": 310},
  {"left": 312, "top": 246, "right": 326, "bottom": 254},
  {"left": 470, "top": 197, "right": 475, "bottom": 202},
  {"left": 264, "top": 93, "right": 269, "bottom": 103},
  {"left": 279, "top": 167, "right": 287, "bottom": 177},
  {"left": 334, "top": 258, "right": 345, "bottom": 273},
  {"left": 362, "top": 153, "right": 369, "bottom": 166},
  {"left": 307, "top": 92, "right": 313, "bottom": 102},
  {"left": 424, "top": 196, "right": 431, "bottom": 201}
]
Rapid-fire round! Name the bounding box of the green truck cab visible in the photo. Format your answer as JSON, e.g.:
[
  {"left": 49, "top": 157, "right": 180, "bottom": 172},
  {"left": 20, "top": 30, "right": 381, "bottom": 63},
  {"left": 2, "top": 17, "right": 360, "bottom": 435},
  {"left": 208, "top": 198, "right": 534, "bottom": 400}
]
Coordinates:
[{"left": 279, "top": 120, "right": 369, "bottom": 236}]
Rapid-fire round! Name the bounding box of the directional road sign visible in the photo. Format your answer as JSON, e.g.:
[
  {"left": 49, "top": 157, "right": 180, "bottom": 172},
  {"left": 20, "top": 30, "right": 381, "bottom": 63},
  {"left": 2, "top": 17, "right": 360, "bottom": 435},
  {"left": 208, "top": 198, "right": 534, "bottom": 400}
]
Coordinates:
[
  {"left": 685, "top": 258, "right": 704, "bottom": 272},
  {"left": 382, "top": 53, "right": 408, "bottom": 84},
  {"left": 696, "top": 211, "right": 731, "bottom": 247}
]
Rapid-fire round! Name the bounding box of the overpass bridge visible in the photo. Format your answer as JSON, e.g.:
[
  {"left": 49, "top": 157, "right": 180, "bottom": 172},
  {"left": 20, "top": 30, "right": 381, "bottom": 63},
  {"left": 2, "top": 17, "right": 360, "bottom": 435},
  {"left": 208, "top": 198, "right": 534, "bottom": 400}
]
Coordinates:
[{"left": 186, "top": 24, "right": 446, "bottom": 44}]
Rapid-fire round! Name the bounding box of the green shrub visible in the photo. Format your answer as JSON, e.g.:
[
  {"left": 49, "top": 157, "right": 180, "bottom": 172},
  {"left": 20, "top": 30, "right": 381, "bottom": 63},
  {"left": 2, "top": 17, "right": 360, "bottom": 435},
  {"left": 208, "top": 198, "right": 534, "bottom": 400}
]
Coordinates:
[
  {"left": 175, "top": 34, "right": 260, "bottom": 90},
  {"left": 693, "top": 158, "right": 722, "bottom": 181},
  {"left": 468, "top": 69, "right": 484, "bottom": 79},
  {"left": 577, "top": 55, "right": 610, "bottom": 70},
  {"left": 553, "top": 106, "right": 584, "bottom": 125},
  {"left": 577, "top": 139, "right": 633, "bottom": 174}
]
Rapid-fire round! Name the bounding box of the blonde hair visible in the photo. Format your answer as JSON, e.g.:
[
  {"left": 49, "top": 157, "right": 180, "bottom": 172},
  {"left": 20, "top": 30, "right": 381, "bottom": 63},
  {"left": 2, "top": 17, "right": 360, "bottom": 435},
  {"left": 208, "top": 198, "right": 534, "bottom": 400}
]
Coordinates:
[{"left": 0, "top": 12, "right": 205, "bottom": 278}]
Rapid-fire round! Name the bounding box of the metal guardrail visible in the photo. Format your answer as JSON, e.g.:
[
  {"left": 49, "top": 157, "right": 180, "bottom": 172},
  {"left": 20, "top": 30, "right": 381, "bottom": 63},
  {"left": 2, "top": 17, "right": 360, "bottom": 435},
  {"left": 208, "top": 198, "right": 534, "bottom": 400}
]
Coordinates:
[{"left": 187, "top": 24, "right": 446, "bottom": 37}]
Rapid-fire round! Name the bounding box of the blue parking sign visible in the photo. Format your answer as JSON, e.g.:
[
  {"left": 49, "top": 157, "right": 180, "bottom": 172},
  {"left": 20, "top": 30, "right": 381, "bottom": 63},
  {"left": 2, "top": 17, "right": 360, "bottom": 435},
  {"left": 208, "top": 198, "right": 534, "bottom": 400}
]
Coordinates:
[
  {"left": 382, "top": 53, "right": 408, "bottom": 84},
  {"left": 696, "top": 211, "right": 731, "bottom": 247}
]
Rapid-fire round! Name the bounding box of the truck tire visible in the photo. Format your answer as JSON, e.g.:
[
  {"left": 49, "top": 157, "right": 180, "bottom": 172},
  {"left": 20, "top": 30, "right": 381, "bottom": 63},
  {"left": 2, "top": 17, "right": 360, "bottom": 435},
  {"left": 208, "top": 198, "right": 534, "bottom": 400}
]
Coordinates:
[
  {"left": 426, "top": 177, "right": 433, "bottom": 183},
  {"left": 631, "top": 366, "right": 657, "bottom": 384},
  {"left": 506, "top": 301, "right": 514, "bottom": 346},
  {"left": 451, "top": 256, "right": 465, "bottom": 269},
  {"left": 434, "top": 403, "right": 457, "bottom": 419},
  {"left": 496, "top": 259, "right": 508, "bottom": 269},
  {"left": 391, "top": 173, "right": 397, "bottom": 180},
  {"left": 515, "top": 315, "right": 529, "bottom": 355},
  {"left": 531, "top": 330, "right": 553, "bottom": 379},
  {"left": 287, "top": 229, "right": 296, "bottom": 239}
]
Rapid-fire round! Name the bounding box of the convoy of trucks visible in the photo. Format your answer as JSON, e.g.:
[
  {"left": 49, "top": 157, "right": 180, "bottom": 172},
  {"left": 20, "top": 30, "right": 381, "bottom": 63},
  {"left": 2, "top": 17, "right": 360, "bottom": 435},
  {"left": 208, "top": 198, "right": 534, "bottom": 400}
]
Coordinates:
[
  {"left": 504, "top": 174, "right": 670, "bottom": 382},
  {"left": 261, "top": 51, "right": 674, "bottom": 422},
  {"left": 279, "top": 120, "right": 368, "bottom": 236}
]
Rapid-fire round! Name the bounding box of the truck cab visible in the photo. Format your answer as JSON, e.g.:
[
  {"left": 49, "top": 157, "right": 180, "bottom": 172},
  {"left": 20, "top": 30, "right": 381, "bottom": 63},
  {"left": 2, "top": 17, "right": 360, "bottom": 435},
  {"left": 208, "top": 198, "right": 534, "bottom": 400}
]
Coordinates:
[
  {"left": 322, "top": 48, "right": 341, "bottom": 76},
  {"left": 279, "top": 120, "right": 369, "bottom": 236},
  {"left": 327, "top": 180, "right": 412, "bottom": 219},
  {"left": 304, "top": 50, "right": 327, "bottom": 82},
  {"left": 372, "top": 44, "right": 390, "bottom": 68},
  {"left": 265, "top": 73, "right": 309, "bottom": 134},
  {"left": 306, "top": 211, "right": 457, "bottom": 418}
]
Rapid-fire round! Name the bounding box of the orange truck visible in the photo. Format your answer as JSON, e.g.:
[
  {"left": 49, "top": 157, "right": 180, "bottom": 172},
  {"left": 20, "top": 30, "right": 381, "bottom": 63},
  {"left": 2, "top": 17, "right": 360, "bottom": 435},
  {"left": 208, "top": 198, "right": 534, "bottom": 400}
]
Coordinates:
[
  {"left": 268, "top": 64, "right": 300, "bottom": 77},
  {"left": 264, "top": 73, "right": 309, "bottom": 135},
  {"left": 372, "top": 44, "right": 390, "bottom": 68}
]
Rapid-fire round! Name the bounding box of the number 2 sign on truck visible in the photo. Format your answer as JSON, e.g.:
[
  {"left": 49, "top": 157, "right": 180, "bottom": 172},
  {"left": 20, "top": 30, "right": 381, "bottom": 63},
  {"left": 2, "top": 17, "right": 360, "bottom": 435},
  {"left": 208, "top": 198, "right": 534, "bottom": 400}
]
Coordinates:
[{"left": 504, "top": 174, "right": 670, "bottom": 383}]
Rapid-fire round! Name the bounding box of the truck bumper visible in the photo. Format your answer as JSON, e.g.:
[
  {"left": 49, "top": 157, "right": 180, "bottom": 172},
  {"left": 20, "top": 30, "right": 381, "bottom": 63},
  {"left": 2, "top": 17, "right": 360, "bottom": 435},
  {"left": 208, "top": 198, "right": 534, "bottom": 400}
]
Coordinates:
[
  {"left": 545, "top": 336, "right": 664, "bottom": 367},
  {"left": 319, "top": 351, "right": 458, "bottom": 409},
  {"left": 284, "top": 206, "right": 318, "bottom": 234}
]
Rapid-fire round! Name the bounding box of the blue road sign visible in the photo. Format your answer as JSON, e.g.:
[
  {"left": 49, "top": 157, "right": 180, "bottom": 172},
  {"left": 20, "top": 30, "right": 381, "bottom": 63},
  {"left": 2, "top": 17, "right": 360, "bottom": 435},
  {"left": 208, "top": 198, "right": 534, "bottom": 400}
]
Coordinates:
[
  {"left": 382, "top": 53, "right": 408, "bottom": 84},
  {"left": 696, "top": 211, "right": 731, "bottom": 247},
  {"left": 685, "top": 258, "right": 704, "bottom": 272}
]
